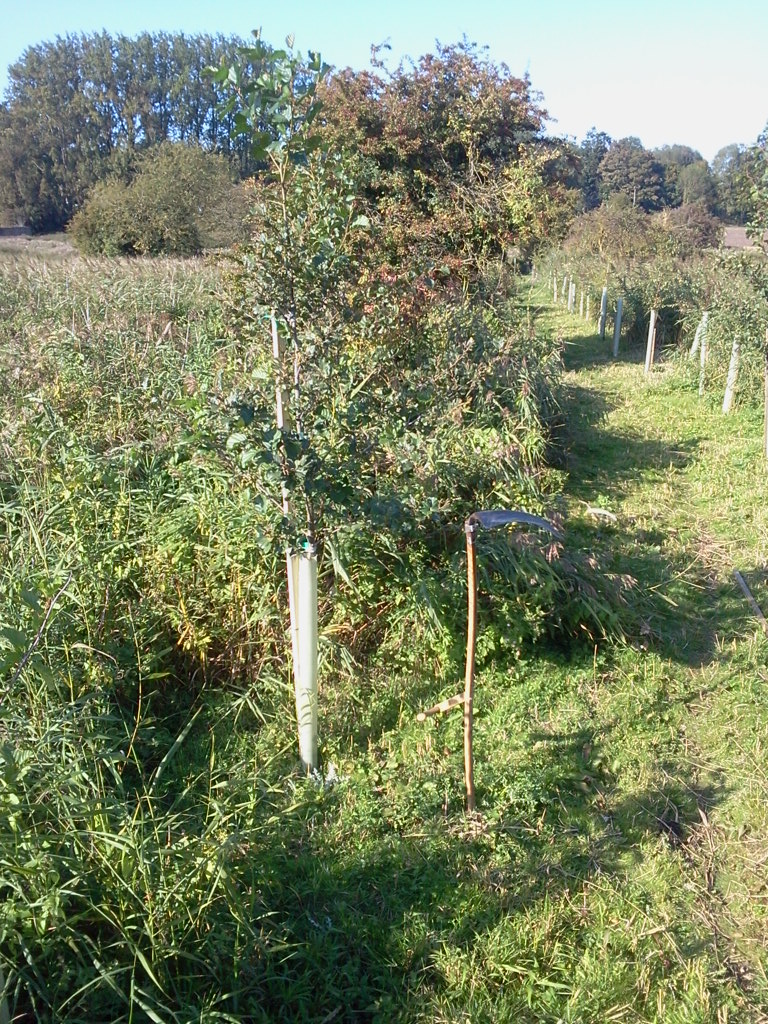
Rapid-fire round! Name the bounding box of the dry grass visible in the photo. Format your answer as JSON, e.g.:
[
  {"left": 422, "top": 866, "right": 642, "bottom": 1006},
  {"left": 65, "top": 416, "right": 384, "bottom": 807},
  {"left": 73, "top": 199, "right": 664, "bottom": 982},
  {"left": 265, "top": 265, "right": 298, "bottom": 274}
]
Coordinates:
[{"left": 0, "top": 232, "right": 77, "bottom": 260}]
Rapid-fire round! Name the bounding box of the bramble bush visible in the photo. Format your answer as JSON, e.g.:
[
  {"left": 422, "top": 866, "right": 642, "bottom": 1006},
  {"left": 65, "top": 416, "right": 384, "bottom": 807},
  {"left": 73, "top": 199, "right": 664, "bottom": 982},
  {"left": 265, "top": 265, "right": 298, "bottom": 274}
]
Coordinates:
[{"left": 317, "top": 40, "right": 575, "bottom": 292}]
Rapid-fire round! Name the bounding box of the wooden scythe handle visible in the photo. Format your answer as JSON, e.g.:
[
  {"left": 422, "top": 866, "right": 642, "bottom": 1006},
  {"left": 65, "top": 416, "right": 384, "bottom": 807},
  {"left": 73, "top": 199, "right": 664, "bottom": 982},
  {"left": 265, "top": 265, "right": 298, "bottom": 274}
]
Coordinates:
[{"left": 464, "top": 521, "right": 478, "bottom": 812}]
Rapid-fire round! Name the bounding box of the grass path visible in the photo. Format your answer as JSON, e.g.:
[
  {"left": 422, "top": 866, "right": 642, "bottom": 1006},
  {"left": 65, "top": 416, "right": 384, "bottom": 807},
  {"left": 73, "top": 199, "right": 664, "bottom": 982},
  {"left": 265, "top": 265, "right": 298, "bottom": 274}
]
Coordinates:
[{"left": 539, "top": 287, "right": 768, "bottom": 1020}]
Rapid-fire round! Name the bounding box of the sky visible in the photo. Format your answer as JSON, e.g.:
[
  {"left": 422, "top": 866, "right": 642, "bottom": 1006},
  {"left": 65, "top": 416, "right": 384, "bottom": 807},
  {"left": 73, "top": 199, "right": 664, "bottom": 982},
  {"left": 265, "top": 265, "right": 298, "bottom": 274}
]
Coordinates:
[{"left": 0, "top": 0, "right": 766, "bottom": 162}]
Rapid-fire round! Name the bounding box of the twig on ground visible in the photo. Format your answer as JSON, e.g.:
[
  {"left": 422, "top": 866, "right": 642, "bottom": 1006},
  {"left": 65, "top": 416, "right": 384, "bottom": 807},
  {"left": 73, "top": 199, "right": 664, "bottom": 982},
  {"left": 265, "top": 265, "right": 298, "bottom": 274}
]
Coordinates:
[{"left": 733, "top": 570, "right": 768, "bottom": 637}]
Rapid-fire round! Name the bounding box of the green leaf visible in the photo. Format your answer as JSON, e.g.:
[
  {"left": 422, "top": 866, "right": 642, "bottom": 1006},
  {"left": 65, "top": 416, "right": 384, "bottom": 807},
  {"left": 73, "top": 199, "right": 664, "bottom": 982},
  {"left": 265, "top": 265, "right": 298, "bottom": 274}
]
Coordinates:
[
  {"left": 20, "top": 588, "right": 42, "bottom": 612},
  {"left": 303, "top": 134, "right": 325, "bottom": 155},
  {"left": 250, "top": 131, "right": 272, "bottom": 158},
  {"left": 283, "top": 437, "right": 303, "bottom": 462},
  {"left": 204, "top": 65, "right": 229, "bottom": 83},
  {"left": 326, "top": 538, "right": 359, "bottom": 595},
  {"left": 0, "top": 627, "right": 27, "bottom": 650}
]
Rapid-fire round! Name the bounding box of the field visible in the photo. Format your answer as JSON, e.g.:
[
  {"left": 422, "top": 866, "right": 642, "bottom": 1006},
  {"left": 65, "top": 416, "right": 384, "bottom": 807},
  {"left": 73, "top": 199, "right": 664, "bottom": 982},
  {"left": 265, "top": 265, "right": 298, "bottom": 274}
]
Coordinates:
[{"left": 1, "top": 246, "right": 768, "bottom": 1023}]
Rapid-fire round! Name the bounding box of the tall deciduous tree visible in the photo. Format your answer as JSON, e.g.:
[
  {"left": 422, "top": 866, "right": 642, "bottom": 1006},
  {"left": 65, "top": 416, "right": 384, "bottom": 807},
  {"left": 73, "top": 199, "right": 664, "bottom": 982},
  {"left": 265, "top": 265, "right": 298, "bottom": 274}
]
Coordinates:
[
  {"left": 745, "top": 124, "right": 768, "bottom": 248},
  {"left": 676, "top": 161, "right": 717, "bottom": 209},
  {"left": 577, "top": 128, "right": 611, "bottom": 211},
  {"left": 712, "top": 143, "right": 751, "bottom": 223},
  {"left": 598, "top": 137, "right": 665, "bottom": 212},
  {"left": 652, "top": 144, "right": 704, "bottom": 207},
  {"left": 0, "top": 31, "right": 255, "bottom": 230}
]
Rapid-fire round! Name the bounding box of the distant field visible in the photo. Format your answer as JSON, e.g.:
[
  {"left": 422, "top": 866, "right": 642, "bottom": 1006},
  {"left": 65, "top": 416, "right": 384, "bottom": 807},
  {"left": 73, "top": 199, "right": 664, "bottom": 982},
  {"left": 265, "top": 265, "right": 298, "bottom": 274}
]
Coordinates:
[{"left": 0, "top": 231, "right": 77, "bottom": 259}]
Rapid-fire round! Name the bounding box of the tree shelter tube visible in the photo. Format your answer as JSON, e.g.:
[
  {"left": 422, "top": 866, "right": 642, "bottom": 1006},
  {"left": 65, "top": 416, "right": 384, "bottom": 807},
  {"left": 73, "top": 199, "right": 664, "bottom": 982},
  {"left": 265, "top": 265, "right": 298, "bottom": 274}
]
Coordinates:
[{"left": 291, "top": 544, "right": 318, "bottom": 772}]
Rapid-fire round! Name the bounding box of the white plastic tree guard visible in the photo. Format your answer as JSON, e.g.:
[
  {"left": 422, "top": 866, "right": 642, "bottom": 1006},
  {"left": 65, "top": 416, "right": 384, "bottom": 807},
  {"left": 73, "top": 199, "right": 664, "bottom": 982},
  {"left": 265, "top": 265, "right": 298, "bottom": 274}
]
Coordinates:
[
  {"left": 644, "top": 309, "right": 658, "bottom": 375},
  {"left": 288, "top": 546, "right": 318, "bottom": 771},
  {"left": 599, "top": 287, "right": 608, "bottom": 339},
  {"left": 272, "top": 311, "right": 319, "bottom": 772},
  {"left": 722, "top": 338, "right": 740, "bottom": 414},
  {"left": 612, "top": 297, "right": 623, "bottom": 358},
  {"left": 689, "top": 311, "right": 709, "bottom": 360}
]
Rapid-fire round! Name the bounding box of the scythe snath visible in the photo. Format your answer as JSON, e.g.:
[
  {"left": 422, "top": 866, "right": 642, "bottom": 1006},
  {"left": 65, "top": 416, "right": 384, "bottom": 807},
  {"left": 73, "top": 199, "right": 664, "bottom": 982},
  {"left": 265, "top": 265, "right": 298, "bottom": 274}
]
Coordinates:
[{"left": 418, "top": 509, "right": 561, "bottom": 812}]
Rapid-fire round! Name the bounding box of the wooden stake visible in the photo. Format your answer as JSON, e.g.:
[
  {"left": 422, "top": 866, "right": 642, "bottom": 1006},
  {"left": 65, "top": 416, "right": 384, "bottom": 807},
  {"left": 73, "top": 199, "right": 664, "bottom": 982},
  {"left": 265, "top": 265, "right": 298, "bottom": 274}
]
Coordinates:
[
  {"left": 733, "top": 570, "right": 768, "bottom": 636},
  {"left": 644, "top": 309, "right": 658, "bottom": 375},
  {"left": 272, "top": 312, "right": 293, "bottom": 513},
  {"left": 464, "top": 522, "right": 478, "bottom": 812},
  {"left": 722, "top": 337, "right": 740, "bottom": 413},
  {"left": 612, "top": 297, "right": 623, "bottom": 358},
  {"left": 699, "top": 324, "right": 708, "bottom": 396},
  {"left": 579, "top": 290, "right": 584, "bottom": 317},
  {"left": 599, "top": 287, "right": 608, "bottom": 339}
]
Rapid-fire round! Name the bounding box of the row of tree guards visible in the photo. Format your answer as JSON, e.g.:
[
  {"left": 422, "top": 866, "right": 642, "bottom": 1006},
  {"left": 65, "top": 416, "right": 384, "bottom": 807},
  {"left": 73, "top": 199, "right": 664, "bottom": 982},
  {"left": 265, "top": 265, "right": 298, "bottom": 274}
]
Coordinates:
[
  {"left": 549, "top": 271, "right": 621, "bottom": 355},
  {"left": 548, "top": 270, "right": 768, "bottom": 462}
]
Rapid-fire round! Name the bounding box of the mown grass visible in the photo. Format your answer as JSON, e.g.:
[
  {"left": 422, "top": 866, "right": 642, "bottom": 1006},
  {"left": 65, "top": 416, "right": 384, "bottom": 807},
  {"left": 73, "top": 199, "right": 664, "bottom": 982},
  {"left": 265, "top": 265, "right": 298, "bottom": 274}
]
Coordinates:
[{"left": 1, "top": 256, "right": 768, "bottom": 1022}]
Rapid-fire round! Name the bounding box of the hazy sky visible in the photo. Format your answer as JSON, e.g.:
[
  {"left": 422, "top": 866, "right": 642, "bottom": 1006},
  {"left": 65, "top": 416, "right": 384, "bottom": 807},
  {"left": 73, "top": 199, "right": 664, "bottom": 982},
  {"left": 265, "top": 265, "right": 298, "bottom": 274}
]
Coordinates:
[{"left": 1, "top": 0, "right": 766, "bottom": 162}]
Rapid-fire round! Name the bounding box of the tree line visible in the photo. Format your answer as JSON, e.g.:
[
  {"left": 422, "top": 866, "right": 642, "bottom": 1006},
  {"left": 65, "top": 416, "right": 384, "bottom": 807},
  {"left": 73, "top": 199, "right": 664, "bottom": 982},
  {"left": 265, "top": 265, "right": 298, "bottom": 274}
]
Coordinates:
[
  {"left": 568, "top": 130, "right": 761, "bottom": 225},
  {"left": 0, "top": 31, "right": 257, "bottom": 230},
  {"left": 0, "top": 29, "right": 764, "bottom": 247}
]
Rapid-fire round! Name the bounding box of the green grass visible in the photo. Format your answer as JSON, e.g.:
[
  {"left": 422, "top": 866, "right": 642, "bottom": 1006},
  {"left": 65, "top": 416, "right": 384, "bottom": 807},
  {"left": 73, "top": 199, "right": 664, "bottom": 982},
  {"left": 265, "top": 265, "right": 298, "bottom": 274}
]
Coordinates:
[{"left": 2, "top": 262, "right": 768, "bottom": 1022}]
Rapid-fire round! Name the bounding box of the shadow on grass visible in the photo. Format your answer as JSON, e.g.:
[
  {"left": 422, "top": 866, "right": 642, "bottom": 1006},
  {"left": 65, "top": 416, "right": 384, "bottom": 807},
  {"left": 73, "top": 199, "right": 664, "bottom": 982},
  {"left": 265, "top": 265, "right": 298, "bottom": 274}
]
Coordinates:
[
  {"left": 184, "top": 643, "right": 732, "bottom": 1021},
  {"left": 561, "top": 330, "right": 647, "bottom": 373},
  {"left": 553, "top": 366, "right": 745, "bottom": 668},
  {"left": 222, "top": 707, "right": 727, "bottom": 1022},
  {"left": 558, "top": 378, "right": 701, "bottom": 500},
  {"left": 563, "top": 513, "right": 746, "bottom": 668}
]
